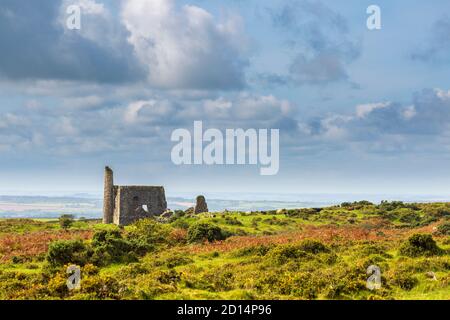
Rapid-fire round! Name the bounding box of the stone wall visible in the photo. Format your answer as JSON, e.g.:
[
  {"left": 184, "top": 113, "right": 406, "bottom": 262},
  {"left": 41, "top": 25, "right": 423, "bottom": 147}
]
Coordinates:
[
  {"left": 102, "top": 167, "right": 114, "bottom": 224},
  {"left": 113, "top": 186, "right": 167, "bottom": 226},
  {"left": 194, "top": 195, "right": 208, "bottom": 214},
  {"left": 102, "top": 166, "right": 168, "bottom": 226}
]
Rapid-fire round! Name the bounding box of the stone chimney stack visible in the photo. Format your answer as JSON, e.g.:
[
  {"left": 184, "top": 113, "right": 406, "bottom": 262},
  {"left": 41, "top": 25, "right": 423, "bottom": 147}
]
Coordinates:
[{"left": 103, "top": 166, "right": 114, "bottom": 224}]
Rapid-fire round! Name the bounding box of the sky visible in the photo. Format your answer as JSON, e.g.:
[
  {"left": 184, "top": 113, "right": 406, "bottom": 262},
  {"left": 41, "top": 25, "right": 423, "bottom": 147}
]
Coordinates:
[{"left": 1, "top": 0, "right": 450, "bottom": 196}]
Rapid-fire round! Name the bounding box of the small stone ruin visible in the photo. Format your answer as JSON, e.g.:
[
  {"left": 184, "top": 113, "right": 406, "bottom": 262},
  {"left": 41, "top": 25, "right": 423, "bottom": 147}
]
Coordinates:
[
  {"left": 103, "top": 166, "right": 167, "bottom": 226},
  {"left": 194, "top": 195, "right": 208, "bottom": 214}
]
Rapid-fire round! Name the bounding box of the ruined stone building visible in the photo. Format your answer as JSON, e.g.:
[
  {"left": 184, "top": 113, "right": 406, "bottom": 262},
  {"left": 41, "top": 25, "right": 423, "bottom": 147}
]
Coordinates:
[
  {"left": 194, "top": 195, "right": 208, "bottom": 214},
  {"left": 103, "top": 167, "right": 167, "bottom": 226}
]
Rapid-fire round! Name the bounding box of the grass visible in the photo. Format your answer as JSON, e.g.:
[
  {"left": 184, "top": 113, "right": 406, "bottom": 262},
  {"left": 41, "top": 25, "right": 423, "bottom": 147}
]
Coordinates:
[{"left": 0, "top": 201, "right": 449, "bottom": 300}]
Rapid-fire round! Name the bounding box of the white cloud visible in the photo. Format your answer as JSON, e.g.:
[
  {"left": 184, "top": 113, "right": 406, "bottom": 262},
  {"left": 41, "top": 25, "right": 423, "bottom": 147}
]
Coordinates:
[
  {"left": 204, "top": 98, "right": 232, "bottom": 119},
  {"left": 320, "top": 115, "right": 351, "bottom": 140},
  {"left": 203, "top": 94, "right": 293, "bottom": 121},
  {"left": 402, "top": 105, "right": 417, "bottom": 120},
  {"left": 62, "top": 95, "right": 104, "bottom": 110},
  {"left": 121, "top": 0, "right": 249, "bottom": 90},
  {"left": 356, "top": 102, "right": 390, "bottom": 118},
  {"left": 0, "top": 113, "right": 30, "bottom": 129},
  {"left": 59, "top": 0, "right": 126, "bottom": 51},
  {"left": 435, "top": 88, "right": 450, "bottom": 100},
  {"left": 271, "top": 0, "right": 360, "bottom": 86},
  {"left": 124, "top": 99, "right": 177, "bottom": 124},
  {"left": 54, "top": 117, "right": 78, "bottom": 136},
  {"left": 304, "top": 88, "right": 450, "bottom": 151}
]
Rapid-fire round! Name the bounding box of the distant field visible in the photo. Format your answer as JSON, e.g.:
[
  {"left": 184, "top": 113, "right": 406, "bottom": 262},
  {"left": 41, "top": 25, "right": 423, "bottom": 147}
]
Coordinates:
[
  {"left": 0, "top": 201, "right": 449, "bottom": 300},
  {"left": 0, "top": 195, "right": 331, "bottom": 219},
  {"left": 0, "top": 196, "right": 102, "bottom": 219}
]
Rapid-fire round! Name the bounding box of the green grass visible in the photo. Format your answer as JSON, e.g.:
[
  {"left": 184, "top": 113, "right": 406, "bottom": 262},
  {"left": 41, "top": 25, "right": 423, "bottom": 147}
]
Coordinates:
[{"left": 0, "top": 201, "right": 449, "bottom": 300}]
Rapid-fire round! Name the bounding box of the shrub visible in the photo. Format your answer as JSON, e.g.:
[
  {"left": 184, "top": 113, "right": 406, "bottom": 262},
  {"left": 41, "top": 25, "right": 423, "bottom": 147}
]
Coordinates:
[
  {"left": 389, "top": 271, "right": 419, "bottom": 291},
  {"left": 11, "top": 256, "right": 24, "bottom": 264},
  {"left": 263, "top": 217, "right": 289, "bottom": 226},
  {"left": 341, "top": 201, "right": 374, "bottom": 210},
  {"left": 422, "top": 206, "right": 450, "bottom": 218},
  {"left": 171, "top": 218, "right": 190, "bottom": 230},
  {"left": 354, "top": 244, "right": 390, "bottom": 258},
  {"left": 255, "top": 270, "right": 324, "bottom": 299},
  {"left": 59, "top": 214, "right": 75, "bottom": 230},
  {"left": 46, "top": 240, "right": 89, "bottom": 267},
  {"left": 250, "top": 218, "right": 260, "bottom": 227},
  {"left": 233, "top": 244, "right": 272, "bottom": 257},
  {"left": 155, "top": 269, "right": 181, "bottom": 285},
  {"left": 91, "top": 230, "right": 138, "bottom": 266},
  {"left": 397, "top": 209, "right": 421, "bottom": 225},
  {"left": 437, "top": 222, "right": 450, "bottom": 236},
  {"left": 167, "top": 210, "right": 186, "bottom": 222},
  {"left": 268, "top": 244, "right": 307, "bottom": 265},
  {"left": 399, "top": 234, "right": 443, "bottom": 257},
  {"left": 126, "top": 219, "right": 171, "bottom": 250},
  {"left": 81, "top": 275, "right": 123, "bottom": 299},
  {"left": 379, "top": 201, "right": 407, "bottom": 211},
  {"left": 285, "top": 208, "right": 321, "bottom": 218},
  {"left": 202, "top": 266, "right": 235, "bottom": 291},
  {"left": 92, "top": 229, "right": 122, "bottom": 244},
  {"left": 267, "top": 240, "right": 329, "bottom": 266},
  {"left": 187, "top": 222, "right": 227, "bottom": 243},
  {"left": 224, "top": 216, "right": 243, "bottom": 226},
  {"left": 47, "top": 269, "right": 70, "bottom": 297},
  {"left": 154, "top": 253, "right": 193, "bottom": 268},
  {"left": 297, "top": 240, "right": 329, "bottom": 254}
]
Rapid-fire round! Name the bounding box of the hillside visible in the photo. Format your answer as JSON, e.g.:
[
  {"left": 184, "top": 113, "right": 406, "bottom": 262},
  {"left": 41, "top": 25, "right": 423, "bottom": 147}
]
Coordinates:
[{"left": 0, "top": 201, "right": 449, "bottom": 300}]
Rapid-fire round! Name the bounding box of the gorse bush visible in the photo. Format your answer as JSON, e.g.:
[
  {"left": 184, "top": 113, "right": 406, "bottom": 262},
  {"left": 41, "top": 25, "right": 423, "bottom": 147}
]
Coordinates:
[
  {"left": 284, "top": 208, "right": 321, "bottom": 218},
  {"left": 437, "top": 222, "right": 450, "bottom": 236},
  {"left": 232, "top": 244, "right": 273, "bottom": 257},
  {"left": 268, "top": 244, "right": 308, "bottom": 265},
  {"left": 223, "top": 216, "right": 243, "bottom": 226},
  {"left": 353, "top": 244, "right": 389, "bottom": 258},
  {"left": 341, "top": 201, "right": 374, "bottom": 210},
  {"left": 171, "top": 218, "right": 190, "bottom": 230},
  {"left": 297, "top": 240, "right": 329, "bottom": 254},
  {"left": 79, "top": 275, "right": 123, "bottom": 299},
  {"left": 379, "top": 201, "right": 408, "bottom": 211},
  {"left": 126, "top": 219, "right": 171, "bottom": 251},
  {"left": 46, "top": 240, "right": 89, "bottom": 267},
  {"left": 422, "top": 205, "right": 450, "bottom": 218},
  {"left": 42, "top": 218, "right": 183, "bottom": 271},
  {"left": 155, "top": 269, "right": 181, "bottom": 285},
  {"left": 399, "top": 234, "right": 443, "bottom": 257},
  {"left": 91, "top": 230, "right": 138, "bottom": 266},
  {"left": 187, "top": 222, "right": 227, "bottom": 243},
  {"left": 267, "top": 240, "right": 329, "bottom": 265},
  {"left": 201, "top": 266, "right": 235, "bottom": 291},
  {"left": 388, "top": 271, "right": 419, "bottom": 291},
  {"left": 397, "top": 209, "right": 421, "bottom": 225},
  {"left": 92, "top": 229, "right": 122, "bottom": 244}
]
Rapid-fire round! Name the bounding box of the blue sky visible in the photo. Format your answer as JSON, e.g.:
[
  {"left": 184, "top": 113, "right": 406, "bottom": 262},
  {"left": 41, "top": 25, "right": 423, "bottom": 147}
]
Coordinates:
[{"left": 1, "top": 0, "right": 450, "bottom": 196}]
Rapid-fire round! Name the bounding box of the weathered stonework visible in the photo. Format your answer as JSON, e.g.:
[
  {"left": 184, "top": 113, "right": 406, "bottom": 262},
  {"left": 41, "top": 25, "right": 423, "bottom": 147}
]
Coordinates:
[
  {"left": 194, "top": 195, "right": 208, "bottom": 214},
  {"left": 103, "top": 167, "right": 167, "bottom": 226},
  {"left": 102, "top": 166, "right": 114, "bottom": 224}
]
